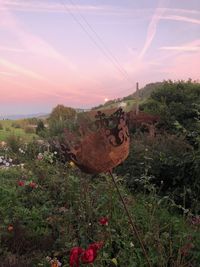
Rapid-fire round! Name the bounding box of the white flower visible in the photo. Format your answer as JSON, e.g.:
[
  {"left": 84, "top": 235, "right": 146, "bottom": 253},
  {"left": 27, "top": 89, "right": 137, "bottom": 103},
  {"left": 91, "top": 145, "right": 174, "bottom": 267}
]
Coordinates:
[
  {"left": 9, "top": 158, "right": 13, "bottom": 163},
  {"left": 54, "top": 151, "right": 58, "bottom": 155},
  {"left": 0, "top": 158, "right": 2, "bottom": 163},
  {"left": 5, "top": 162, "right": 10, "bottom": 167}
]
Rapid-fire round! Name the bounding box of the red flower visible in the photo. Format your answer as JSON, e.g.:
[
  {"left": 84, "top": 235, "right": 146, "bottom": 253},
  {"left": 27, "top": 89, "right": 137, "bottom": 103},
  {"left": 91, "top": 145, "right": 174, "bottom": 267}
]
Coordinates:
[
  {"left": 29, "top": 182, "right": 37, "bottom": 188},
  {"left": 69, "top": 247, "right": 83, "bottom": 267},
  {"left": 70, "top": 242, "right": 103, "bottom": 266},
  {"left": 81, "top": 242, "right": 103, "bottom": 264},
  {"left": 81, "top": 248, "right": 96, "bottom": 263},
  {"left": 17, "top": 180, "right": 25, "bottom": 186},
  {"left": 89, "top": 241, "right": 104, "bottom": 250},
  {"left": 99, "top": 217, "right": 108, "bottom": 226}
]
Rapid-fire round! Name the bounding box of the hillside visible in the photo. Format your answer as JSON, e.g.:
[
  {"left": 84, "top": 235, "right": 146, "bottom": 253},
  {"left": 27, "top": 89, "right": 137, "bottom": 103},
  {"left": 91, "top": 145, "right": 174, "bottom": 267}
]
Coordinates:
[{"left": 92, "top": 82, "right": 163, "bottom": 111}]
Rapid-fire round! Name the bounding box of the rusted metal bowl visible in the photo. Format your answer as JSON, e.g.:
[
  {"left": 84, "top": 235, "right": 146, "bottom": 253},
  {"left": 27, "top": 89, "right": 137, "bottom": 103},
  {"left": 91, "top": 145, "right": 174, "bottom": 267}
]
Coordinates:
[{"left": 62, "top": 108, "right": 130, "bottom": 174}]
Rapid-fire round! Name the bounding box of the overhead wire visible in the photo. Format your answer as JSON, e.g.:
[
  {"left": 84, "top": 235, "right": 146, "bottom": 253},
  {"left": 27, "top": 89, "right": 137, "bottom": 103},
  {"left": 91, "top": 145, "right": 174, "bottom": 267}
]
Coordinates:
[
  {"left": 67, "top": 0, "right": 134, "bottom": 85},
  {"left": 59, "top": 0, "right": 135, "bottom": 91}
]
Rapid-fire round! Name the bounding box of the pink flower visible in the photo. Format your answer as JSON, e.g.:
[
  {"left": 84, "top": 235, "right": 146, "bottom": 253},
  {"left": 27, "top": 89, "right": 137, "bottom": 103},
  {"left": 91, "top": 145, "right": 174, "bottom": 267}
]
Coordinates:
[
  {"left": 29, "top": 182, "right": 37, "bottom": 188},
  {"left": 99, "top": 217, "right": 108, "bottom": 226},
  {"left": 17, "top": 180, "right": 25, "bottom": 187}
]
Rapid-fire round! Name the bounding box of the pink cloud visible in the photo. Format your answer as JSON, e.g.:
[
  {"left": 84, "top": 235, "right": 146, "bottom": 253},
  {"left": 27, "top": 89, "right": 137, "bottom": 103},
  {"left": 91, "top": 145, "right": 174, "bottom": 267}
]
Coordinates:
[{"left": 161, "top": 15, "right": 200, "bottom": 25}]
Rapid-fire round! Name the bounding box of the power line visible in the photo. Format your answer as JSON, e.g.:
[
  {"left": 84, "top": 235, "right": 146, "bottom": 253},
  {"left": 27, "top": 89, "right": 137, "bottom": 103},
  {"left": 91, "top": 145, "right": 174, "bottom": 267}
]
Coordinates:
[
  {"left": 67, "top": 0, "right": 133, "bottom": 84},
  {"left": 59, "top": 0, "right": 135, "bottom": 88}
]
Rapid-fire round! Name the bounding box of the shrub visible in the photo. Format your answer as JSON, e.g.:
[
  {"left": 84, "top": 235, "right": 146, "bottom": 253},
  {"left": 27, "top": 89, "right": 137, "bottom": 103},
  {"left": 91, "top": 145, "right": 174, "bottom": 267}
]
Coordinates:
[
  {"left": 117, "top": 133, "right": 200, "bottom": 212},
  {"left": 0, "top": 164, "right": 199, "bottom": 266},
  {"left": 24, "top": 126, "right": 35, "bottom": 134},
  {"left": 6, "top": 135, "right": 22, "bottom": 153},
  {"left": 11, "top": 122, "right": 21, "bottom": 128},
  {"left": 0, "top": 123, "right": 3, "bottom": 130}
]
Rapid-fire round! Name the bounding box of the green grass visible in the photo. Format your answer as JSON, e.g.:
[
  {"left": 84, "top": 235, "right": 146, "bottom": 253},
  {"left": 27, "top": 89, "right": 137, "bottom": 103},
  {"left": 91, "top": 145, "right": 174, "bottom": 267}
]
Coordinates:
[
  {"left": 97, "top": 99, "right": 138, "bottom": 112},
  {"left": 0, "top": 120, "right": 37, "bottom": 142}
]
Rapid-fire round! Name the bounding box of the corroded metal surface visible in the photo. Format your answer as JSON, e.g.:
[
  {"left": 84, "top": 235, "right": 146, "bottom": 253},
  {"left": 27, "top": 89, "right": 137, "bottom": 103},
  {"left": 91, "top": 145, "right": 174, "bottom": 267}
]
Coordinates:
[{"left": 62, "top": 108, "right": 130, "bottom": 174}]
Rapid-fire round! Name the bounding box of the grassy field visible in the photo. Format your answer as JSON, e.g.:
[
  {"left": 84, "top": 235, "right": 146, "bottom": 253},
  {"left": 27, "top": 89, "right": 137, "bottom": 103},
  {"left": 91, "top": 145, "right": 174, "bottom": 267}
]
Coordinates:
[
  {"left": 96, "top": 99, "right": 137, "bottom": 111},
  {"left": 0, "top": 120, "right": 37, "bottom": 142}
]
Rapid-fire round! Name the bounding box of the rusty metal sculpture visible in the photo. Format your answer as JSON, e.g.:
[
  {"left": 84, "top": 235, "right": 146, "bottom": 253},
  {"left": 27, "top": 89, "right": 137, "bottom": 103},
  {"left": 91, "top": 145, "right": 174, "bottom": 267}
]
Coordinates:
[
  {"left": 62, "top": 107, "right": 152, "bottom": 267},
  {"left": 62, "top": 108, "right": 130, "bottom": 174}
]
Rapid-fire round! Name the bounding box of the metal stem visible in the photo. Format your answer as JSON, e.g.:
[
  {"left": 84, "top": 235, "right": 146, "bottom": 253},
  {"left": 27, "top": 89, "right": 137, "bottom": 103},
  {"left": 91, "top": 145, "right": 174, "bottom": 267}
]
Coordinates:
[{"left": 109, "top": 170, "right": 152, "bottom": 267}]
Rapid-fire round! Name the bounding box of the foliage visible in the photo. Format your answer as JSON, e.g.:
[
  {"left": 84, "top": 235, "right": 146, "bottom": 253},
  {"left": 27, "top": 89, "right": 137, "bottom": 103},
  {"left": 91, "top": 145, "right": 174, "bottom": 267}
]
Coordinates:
[
  {"left": 117, "top": 133, "right": 200, "bottom": 213},
  {"left": 24, "top": 126, "right": 35, "bottom": 134},
  {"left": 6, "top": 135, "right": 22, "bottom": 153},
  {"left": 36, "top": 120, "right": 45, "bottom": 135},
  {"left": 0, "top": 120, "right": 37, "bottom": 142},
  {"left": 0, "top": 160, "right": 199, "bottom": 266},
  {"left": 140, "top": 80, "right": 200, "bottom": 140},
  {"left": 48, "top": 105, "right": 77, "bottom": 137}
]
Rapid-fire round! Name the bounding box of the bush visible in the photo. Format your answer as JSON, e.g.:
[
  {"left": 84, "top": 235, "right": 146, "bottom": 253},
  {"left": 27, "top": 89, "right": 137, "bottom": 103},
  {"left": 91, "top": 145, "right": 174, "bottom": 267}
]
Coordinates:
[
  {"left": 117, "top": 133, "right": 200, "bottom": 213},
  {"left": 6, "top": 135, "right": 22, "bottom": 153},
  {"left": 24, "top": 126, "right": 35, "bottom": 134},
  {"left": 0, "top": 123, "right": 3, "bottom": 130},
  {"left": 0, "top": 163, "right": 199, "bottom": 266},
  {"left": 12, "top": 122, "right": 21, "bottom": 128}
]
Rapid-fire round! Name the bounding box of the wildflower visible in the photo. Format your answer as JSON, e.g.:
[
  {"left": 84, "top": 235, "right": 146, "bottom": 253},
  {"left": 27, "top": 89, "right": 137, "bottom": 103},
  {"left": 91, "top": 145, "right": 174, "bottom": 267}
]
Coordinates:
[
  {"left": 29, "top": 181, "right": 37, "bottom": 188},
  {"left": 17, "top": 180, "right": 25, "bottom": 186},
  {"left": 7, "top": 225, "right": 14, "bottom": 232},
  {"left": 69, "top": 161, "right": 75, "bottom": 167},
  {"left": 81, "top": 248, "right": 96, "bottom": 264},
  {"left": 37, "top": 153, "right": 43, "bottom": 160},
  {"left": 5, "top": 162, "right": 10, "bottom": 167},
  {"left": 50, "top": 258, "right": 62, "bottom": 267},
  {"left": 46, "top": 256, "right": 52, "bottom": 262},
  {"left": 69, "top": 242, "right": 103, "bottom": 266},
  {"left": 111, "top": 258, "right": 118, "bottom": 266},
  {"left": 190, "top": 216, "right": 200, "bottom": 226},
  {"left": 99, "top": 217, "right": 108, "bottom": 226},
  {"left": 81, "top": 242, "right": 103, "bottom": 264},
  {"left": 69, "top": 247, "right": 83, "bottom": 267}
]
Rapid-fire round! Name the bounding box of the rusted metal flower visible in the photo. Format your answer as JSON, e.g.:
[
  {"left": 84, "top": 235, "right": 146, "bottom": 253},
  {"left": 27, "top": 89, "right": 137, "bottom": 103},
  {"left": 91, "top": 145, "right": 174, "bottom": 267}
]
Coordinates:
[{"left": 62, "top": 108, "right": 130, "bottom": 174}]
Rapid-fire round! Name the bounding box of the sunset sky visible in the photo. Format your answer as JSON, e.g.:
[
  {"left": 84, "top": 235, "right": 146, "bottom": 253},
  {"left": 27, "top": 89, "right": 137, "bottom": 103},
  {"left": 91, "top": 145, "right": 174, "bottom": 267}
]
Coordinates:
[{"left": 0, "top": 0, "right": 199, "bottom": 115}]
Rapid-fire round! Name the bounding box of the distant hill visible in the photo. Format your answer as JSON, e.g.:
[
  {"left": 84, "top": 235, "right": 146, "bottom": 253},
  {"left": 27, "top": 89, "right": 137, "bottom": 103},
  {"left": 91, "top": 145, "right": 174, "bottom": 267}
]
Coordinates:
[
  {"left": 123, "top": 82, "right": 163, "bottom": 101},
  {"left": 0, "top": 113, "right": 49, "bottom": 120},
  {"left": 0, "top": 82, "right": 163, "bottom": 120},
  {"left": 92, "top": 82, "right": 163, "bottom": 111}
]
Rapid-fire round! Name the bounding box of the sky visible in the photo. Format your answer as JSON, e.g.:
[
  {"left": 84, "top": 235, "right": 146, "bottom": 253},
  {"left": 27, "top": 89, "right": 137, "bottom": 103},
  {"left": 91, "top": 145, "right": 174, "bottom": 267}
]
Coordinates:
[{"left": 0, "top": 0, "right": 199, "bottom": 115}]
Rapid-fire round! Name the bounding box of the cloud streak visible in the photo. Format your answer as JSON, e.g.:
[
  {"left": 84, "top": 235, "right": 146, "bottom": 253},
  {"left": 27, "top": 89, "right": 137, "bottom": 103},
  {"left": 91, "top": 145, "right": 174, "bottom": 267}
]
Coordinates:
[
  {"left": 0, "top": 0, "right": 103, "bottom": 13},
  {"left": 0, "top": 58, "right": 45, "bottom": 80},
  {"left": 0, "top": 45, "right": 24, "bottom": 53},
  {"left": 139, "top": 0, "right": 169, "bottom": 60},
  {"left": 161, "top": 15, "right": 200, "bottom": 25},
  {"left": 0, "top": 70, "right": 17, "bottom": 77},
  {"left": 160, "top": 46, "right": 200, "bottom": 52}
]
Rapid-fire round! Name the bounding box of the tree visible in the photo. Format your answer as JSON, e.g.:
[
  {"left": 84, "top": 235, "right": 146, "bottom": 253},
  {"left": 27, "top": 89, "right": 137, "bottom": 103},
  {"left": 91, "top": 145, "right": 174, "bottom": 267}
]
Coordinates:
[
  {"left": 140, "top": 80, "right": 200, "bottom": 138},
  {"left": 49, "top": 105, "right": 76, "bottom": 123},
  {"left": 36, "top": 120, "right": 45, "bottom": 135},
  {"left": 48, "top": 105, "right": 77, "bottom": 136}
]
